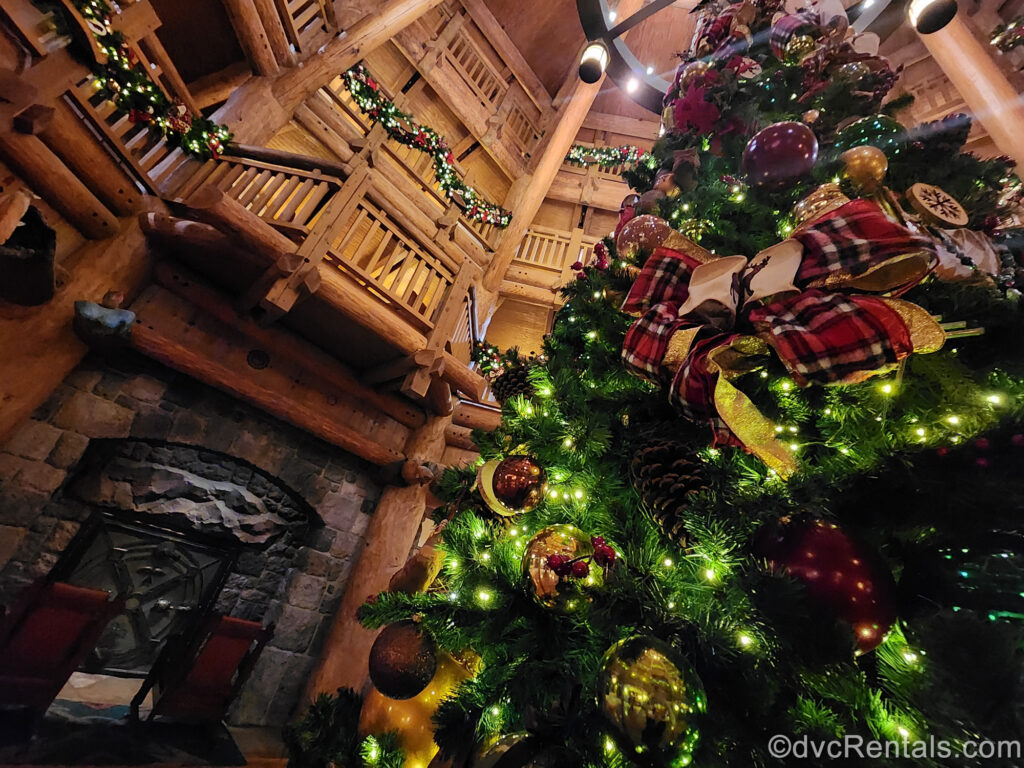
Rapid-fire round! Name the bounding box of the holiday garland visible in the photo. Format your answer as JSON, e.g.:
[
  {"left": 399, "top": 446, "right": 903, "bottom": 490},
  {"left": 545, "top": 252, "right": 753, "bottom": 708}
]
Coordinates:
[
  {"left": 991, "top": 16, "right": 1024, "bottom": 52},
  {"left": 343, "top": 66, "right": 511, "bottom": 228},
  {"left": 565, "top": 143, "right": 657, "bottom": 171},
  {"left": 63, "top": 0, "right": 231, "bottom": 160}
]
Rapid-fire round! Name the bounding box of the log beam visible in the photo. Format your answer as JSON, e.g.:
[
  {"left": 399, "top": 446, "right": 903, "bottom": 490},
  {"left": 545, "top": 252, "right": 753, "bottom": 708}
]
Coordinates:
[
  {"left": 251, "top": 0, "right": 298, "bottom": 69},
  {"left": 39, "top": 99, "right": 143, "bottom": 217},
  {"left": 0, "top": 131, "right": 119, "bottom": 240},
  {"left": 221, "top": 0, "right": 280, "bottom": 77},
  {"left": 151, "top": 261, "right": 427, "bottom": 430},
  {"left": 453, "top": 399, "right": 501, "bottom": 431},
  {"left": 127, "top": 286, "right": 407, "bottom": 466}
]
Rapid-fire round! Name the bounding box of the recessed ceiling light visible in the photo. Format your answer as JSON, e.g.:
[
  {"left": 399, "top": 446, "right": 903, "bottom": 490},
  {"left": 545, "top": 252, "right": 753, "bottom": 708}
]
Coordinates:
[
  {"left": 646, "top": 65, "right": 654, "bottom": 74},
  {"left": 609, "top": 10, "right": 617, "bottom": 21},
  {"left": 626, "top": 77, "right": 639, "bottom": 92}
]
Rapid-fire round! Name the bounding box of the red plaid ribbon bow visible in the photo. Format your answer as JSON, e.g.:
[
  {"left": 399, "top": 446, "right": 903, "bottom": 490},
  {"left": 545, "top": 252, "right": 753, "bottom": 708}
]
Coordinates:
[{"left": 620, "top": 199, "right": 944, "bottom": 475}]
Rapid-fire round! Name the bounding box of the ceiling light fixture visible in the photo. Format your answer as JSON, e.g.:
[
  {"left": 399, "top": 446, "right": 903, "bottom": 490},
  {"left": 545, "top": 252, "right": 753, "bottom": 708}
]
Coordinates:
[
  {"left": 909, "top": 0, "right": 957, "bottom": 33},
  {"left": 578, "top": 41, "right": 610, "bottom": 83}
]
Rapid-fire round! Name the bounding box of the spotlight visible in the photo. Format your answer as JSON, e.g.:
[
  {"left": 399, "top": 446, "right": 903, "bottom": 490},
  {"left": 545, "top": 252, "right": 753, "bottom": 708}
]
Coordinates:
[
  {"left": 579, "top": 41, "right": 609, "bottom": 83},
  {"left": 909, "top": 0, "right": 957, "bottom": 33},
  {"left": 626, "top": 77, "right": 639, "bottom": 93}
]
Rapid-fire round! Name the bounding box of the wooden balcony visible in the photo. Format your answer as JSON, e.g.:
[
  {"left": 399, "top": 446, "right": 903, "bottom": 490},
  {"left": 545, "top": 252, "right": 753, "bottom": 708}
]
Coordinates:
[{"left": 500, "top": 224, "right": 600, "bottom": 306}]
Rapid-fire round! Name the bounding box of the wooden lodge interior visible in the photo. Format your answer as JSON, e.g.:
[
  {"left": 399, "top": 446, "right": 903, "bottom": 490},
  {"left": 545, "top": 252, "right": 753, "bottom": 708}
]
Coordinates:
[{"left": 0, "top": 0, "right": 1022, "bottom": 764}]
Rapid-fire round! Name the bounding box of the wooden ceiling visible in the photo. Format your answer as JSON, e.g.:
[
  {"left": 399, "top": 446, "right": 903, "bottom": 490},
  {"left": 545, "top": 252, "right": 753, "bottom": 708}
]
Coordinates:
[{"left": 483, "top": 0, "right": 697, "bottom": 118}]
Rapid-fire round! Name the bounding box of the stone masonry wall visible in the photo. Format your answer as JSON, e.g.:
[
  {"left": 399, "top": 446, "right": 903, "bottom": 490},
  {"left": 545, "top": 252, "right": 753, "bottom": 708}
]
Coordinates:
[{"left": 0, "top": 351, "right": 381, "bottom": 727}]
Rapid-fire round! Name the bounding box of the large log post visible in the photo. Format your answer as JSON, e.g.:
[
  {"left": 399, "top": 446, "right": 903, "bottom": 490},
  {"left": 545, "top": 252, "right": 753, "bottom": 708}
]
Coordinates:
[
  {"left": 0, "top": 132, "right": 119, "bottom": 240},
  {"left": 251, "top": 0, "right": 298, "bottom": 69},
  {"left": 39, "top": 99, "right": 142, "bottom": 217},
  {"left": 481, "top": 77, "right": 602, "bottom": 292},
  {"left": 915, "top": 11, "right": 1024, "bottom": 169},
  {"left": 304, "top": 412, "right": 451, "bottom": 698},
  {"left": 221, "top": 0, "right": 280, "bottom": 77}
]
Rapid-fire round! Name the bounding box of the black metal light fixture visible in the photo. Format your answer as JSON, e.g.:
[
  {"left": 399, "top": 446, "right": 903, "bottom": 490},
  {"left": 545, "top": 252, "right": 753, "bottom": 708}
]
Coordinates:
[
  {"left": 909, "top": 0, "right": 958, "bottom": 34},
  {"left": 575, "top": 0, "right": 676, "bottom": 113}
]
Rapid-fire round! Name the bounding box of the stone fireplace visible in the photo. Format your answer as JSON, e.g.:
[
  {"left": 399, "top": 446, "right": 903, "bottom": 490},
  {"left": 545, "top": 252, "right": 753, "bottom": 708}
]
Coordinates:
[{"left": 0, "top": 351, "right": 382, "bottom": 726}]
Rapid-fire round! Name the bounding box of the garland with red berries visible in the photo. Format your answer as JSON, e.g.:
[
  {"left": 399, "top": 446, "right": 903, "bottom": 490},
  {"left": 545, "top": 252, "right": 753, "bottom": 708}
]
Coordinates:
[
  {"left": 343, "top": 65, "right": 511, "bottom": 228},
  {"left": 64, "top": 0, "right": 231, "bottom": 160},
  {"left": 565, "top": 143, "right": 657, "bottom": 171}
]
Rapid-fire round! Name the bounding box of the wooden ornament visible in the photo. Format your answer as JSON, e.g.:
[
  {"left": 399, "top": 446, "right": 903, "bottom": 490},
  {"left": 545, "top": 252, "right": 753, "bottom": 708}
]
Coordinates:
[{"left": 906, "top": 183, "right": 968, "bottom": 228}]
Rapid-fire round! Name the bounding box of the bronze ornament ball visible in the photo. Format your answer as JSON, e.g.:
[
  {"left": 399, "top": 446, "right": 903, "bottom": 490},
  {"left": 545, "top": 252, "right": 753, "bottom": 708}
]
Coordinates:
[
  {"left": 841, "top": 145, "right": 888, "bottom": 193},
  {"left": 598, "top": 636, "right": 706, "bottom": 764},
  {"left": 368, "top": 620, "right": 438, "bottom": 700},
  {"left": 521, "top": 524, "right": 604, "bottom": 611},
  {"left": 801, "top": 108, "right": 821, "bottom": 125},
  {"left": 677, "top": 59, "right": 711, "bottom": 89},
  {"left": 478, "top": 456, "right": 547, "bottom": 517}
]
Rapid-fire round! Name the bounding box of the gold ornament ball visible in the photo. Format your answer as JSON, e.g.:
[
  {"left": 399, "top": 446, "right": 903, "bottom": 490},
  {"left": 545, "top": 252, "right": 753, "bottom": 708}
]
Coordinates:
[
  {"left": 801, "top": 108, "right": 821, "bottom": 125},
  {"left": 784, "top": 34, "right": 818, "bottom": 64},
  {"left": 792, "top": 183, "right": 851, "bottom": 228},
  {"left": 368, "top": 621, "right": 437, "bottom": 700},
  {"left": 599, "top": 636, "right": 706, "bottom": 764},
  {"left": 521, "top": 524, "right": 604, "bottom": 611},
  {"left": 841, "top": 145, "right": 888, "bottom": 193},
  {"left": 678, "top": 59, "right": 711, "bottom": 89},
  {"left": 477, "top": 456, "right": 547, "bottom": 517},
  {"left": 360, "top": 652, "right": 473, "bottom": 768}
]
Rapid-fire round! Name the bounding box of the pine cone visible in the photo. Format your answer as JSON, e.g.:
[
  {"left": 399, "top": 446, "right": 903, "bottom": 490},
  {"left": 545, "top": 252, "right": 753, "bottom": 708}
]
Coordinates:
[
  {"left": 491, "top": 365, "right": 533, "bottom": 403},
  {"left": 630, "top": 440, "right": 710, "bottom": 545}
]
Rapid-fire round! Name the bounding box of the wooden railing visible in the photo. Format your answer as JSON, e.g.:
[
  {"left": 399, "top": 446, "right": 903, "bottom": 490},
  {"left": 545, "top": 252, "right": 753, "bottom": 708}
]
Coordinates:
[
  {"left": 325, "top": 198, "right": 458, "bottom": 331},
  {"left": 305, "top": 76, "right": 500, "bottom": 251},
  {"left": 513, "top": 226, "right": 599, "bottom": 275},
  {"left": 173, "top": 155, "right": 343, "bottom": 237},
  {"left": 443, "top": 23, "right": 508, "bottom": 109}
]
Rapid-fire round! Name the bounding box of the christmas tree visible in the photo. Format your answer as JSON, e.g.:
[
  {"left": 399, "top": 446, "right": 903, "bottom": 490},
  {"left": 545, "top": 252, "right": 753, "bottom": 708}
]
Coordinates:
[{"left": 345, "top": 2, "right": 1024, "bottom": 767}]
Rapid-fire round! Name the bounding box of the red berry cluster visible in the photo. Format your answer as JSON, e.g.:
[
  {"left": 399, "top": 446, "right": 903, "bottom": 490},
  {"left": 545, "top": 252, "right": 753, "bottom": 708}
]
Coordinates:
[{"left": 546, "top": 537, "right": 617, "bottom": 580}]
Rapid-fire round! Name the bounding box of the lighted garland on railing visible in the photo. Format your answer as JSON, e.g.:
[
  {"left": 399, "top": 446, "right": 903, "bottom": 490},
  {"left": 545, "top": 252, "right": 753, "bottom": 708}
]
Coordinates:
[
  {"left": 342, "top": 65, "right": 511, "bottom": 228},
  {"left": 565, "top": 143, "right": 657, "bottom": 171},
  {"left": 991, "top": 16, "right": 1024, "bottom": 52},
  {"left": 63, "top": 0, "right": 231, "bottom": 160}
]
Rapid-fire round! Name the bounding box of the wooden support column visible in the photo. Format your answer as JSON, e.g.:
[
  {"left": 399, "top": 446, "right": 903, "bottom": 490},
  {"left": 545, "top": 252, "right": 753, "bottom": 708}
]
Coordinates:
[
  {"left": 0, "top": 131, "right": 119, "bottom": 240},
  {"left": 39, "top": 99, "right": 142, "bottom": 217},
  {"left": 221, "top": 0, "right": 280, "bottom": 77},
  {"left": 251, "top": 0, "right": 298, "bottom": 68},
  {"left": 481, "top": 77, "right": 602, "bottom": 292},
  {"left": 916, "top": 12, "right": 1024, "bottom": 169},
  {"left": 305, "top": 412, "right": 452, "bottom": 698},
  {"left": 0, "top": 204, "right": 156, "bottom": 443}
]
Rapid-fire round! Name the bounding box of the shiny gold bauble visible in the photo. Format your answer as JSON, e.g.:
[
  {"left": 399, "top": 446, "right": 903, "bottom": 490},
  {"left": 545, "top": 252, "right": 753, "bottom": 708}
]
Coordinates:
[
  {"left": 801, "top": 108, "right": 821, "bottom": 124},
  {"left": 837, "top": 60, "right": 871, "bottom": 84},
  {"left": 677, "top": 59, "right": 711, "bottom": 89},
  {"left": 598, "top": 636, "right": 706, "bottom": 765},
  {"left": 360, "top": 652, "right": 473, "bottom": 768},
  {"left": 477, "top": 456, "right": 547, "bottom": 517},
  {"left": 368, "top": 621, "right": 437, "bottom": 700},
  {"left": 792, "top": 183, "right": 851, "bottom": 229},
  {"left": 474, "top": 733, "right": 556, "bottom": 768},
  {"left": 841, "top": 145, "right": 888, "bottom": 193},
  {"left": 615, "top": 214, "right": 672, "bottom": 259},
  {"left": 784, "top": 34, "right": 818, "bottom": 64},
  {"left": 521, "top": 524, "right": 604, "bottom": 611}
]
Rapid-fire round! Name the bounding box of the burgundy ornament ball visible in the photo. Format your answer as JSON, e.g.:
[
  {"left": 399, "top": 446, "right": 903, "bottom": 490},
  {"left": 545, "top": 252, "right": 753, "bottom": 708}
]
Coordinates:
[
  {"left": 742, "top": 121, "right": 819, "bottom": 188},
  {"left": 478, "top": 455, "right": 547, "bottom": 516},
  {"left": 757, "top": 518, "right": 896, "bottom": 654}
]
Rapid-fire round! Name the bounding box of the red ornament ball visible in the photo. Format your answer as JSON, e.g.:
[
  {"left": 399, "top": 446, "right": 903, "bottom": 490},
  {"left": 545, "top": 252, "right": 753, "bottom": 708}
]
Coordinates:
[
  {"left": 975, "top": 437, "right": 991, "bottom": 451},
  {"left": 572, "top": 559, "right": 591, "bottom": 578},
  {"left": 757, "top": 518, "right": 896, "bottom": 654},
  {"left": 742, "top": 121, "right": 819, "bottom": 188},
  {"left": 1013, "top": 434, "right": 1024, "bottom": 447}
]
